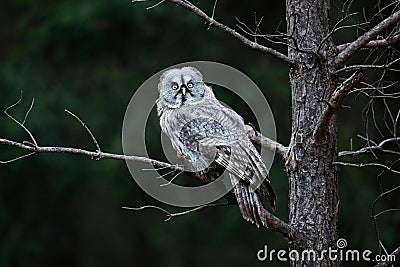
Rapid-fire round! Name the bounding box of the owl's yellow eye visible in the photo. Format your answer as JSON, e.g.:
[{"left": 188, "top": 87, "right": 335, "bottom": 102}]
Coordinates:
[
  {"left": 187, "top": 82, "right": 194, "bottom": 88},
  {"left": 172, "top": 84, "right": 178, "bottom": 90}
]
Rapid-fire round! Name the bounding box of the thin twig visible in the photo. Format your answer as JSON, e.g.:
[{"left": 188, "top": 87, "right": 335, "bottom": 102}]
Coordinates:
[
  {"left": 0, "top": 152, "right": 36, "bottom": 164},
  {"left": 65, "top": 109, "right": 102, "bottom": 154},
  {"left": 335, "top": 10, "right": 400, "bottom": 66},
  {"left": 22, "top": 98, "right": 35, "bottom": 125},
  {"left": 374, "top": 208, "right": 400, "bottom": 218},
  {"left": 317, "top": 11, "right": 360, "bottom": 53},
  {"left": 336, "top": 57, "right": 400, "bottom": 73},
  {"left": 145, "top": 0, "right": 166, "bottom": 10},
  {"left": 122, "top": 202, "right": 227, "bottom": 221},
  {"left": 133, "top": 0, "right": 294, "bottom": 65},
  {"left": 339, "top": 137, "right": 400, "bottom": 157},
  {"left": 4, "top": 91, "right": 38, "bottom": 146},
  {"left": 334, "top": 161, "right": 400, "bottom": 175},
  {"left": 207, "top": 0, "right": 217, "bottom": 29},
  {"left": 122, "top": 201, "right": 298, "bottom": 242},
  {"left": 160, "top": 171, "right": 183, "bottom": 186},
  {"left": 337, "top": 34, "right": 400, "bottom": 52}
]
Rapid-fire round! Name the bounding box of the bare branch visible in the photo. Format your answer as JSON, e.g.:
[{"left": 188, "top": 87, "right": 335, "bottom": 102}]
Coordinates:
[
  {"left": 334, "top": 161, "right": 400, "bottom": 175},
  {"left": 65, "top": 109, "right": 102, "bottom": 154},
  {"left": 263, "top": 209, "right": 297, "bottom": 240},
  {"left": 145, "top": 0, "right": 166, "bottom": 10},
  {"left": 246, "top": 125, "right": 288, "bottom": 158},
  {"left": 4, "top": 91, "right": 38, "bottom": 146},
  {"left": 337, "top": 34, "right": 400, "bottom": 52},
  {"left": 335, "top": 10, "right": 400, "bottom": 66},
  {"left": 339, "top": 137, "right": 400, "bottom": 157},
  {"left": 208, "top": 0, "right": 217, "bottom": 27},
  {"left": 122, "top": 203, "right": 226, "bottom": 221},
  {"left": 318, "top": 11, "right": 362, "bottom": 53},
  {"left": 0, "top": 151, "right": 36, "bottom": 164},
  {"left": 314, "top": 71, "right": 364, "bottom": 145},
  {"left": 22, "top": 98, "right": 35, "bottom": 125},
  {"left": 0, "top": 137, "right": 182, "bottom": 171},
  {"left": 122, "top": 201, "right": 298, "bottom": 242},
  {"left": 336, "top": 57, "right": 400, "bottom": 73},
  {"left": 1, "top": 136, "right": 297, "bottom": 238},
  {"left": 374, "top": 208, "right": 400, "bottom": 218},
  {"left": 0, "top": 94, "right": 296, "bottom": 239},
  {"left": 132, "top": 0, "right": 294, "bottom": 65},
  {"left": 234, "top": 17, "right": 289, "bottom": 48},
  {"left": 0, "top": 128, "right": 285, "bottom": 166}
]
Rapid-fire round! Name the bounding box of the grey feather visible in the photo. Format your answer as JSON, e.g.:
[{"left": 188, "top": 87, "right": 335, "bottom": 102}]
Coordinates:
[{"left": 157, "top": 66, "right": 276, "bottom": 227}]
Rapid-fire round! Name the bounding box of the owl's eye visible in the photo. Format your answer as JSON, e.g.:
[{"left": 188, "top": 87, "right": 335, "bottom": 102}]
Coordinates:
[
  {"left": 187, "top": 82, "right": 194, "bottom": 88},
  {"left": 171, "top": 84, "right": 178, "bottom": 90}
]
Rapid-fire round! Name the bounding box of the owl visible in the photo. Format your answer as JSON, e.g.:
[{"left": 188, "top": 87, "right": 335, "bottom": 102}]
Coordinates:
[{"left": 156, "top": 66, "right": 276, "bottom": 227}]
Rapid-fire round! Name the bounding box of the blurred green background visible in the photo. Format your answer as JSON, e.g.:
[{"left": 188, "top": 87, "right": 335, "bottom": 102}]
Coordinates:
[{"left": 0, "top": 1, "right": 399, "bottom": 266}]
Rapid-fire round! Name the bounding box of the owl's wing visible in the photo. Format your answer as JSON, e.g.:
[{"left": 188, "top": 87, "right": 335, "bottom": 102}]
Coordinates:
[
  {"left": 214, "top": 141, "right": 276, "bottom": 208},
  {"left": 178, "top": 117, "right": 275, "bottom": 197},
  {"left": 177, "top": 115, "right": 276, "bottom": 227},
  {"left": 212, "top": 141, "right": 276, "bottom": 228}
]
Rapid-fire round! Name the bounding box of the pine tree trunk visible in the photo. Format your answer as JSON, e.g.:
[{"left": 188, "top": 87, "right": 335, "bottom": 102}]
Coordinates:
[{"left": 286, "top": 0, "right": 339, "bottom": 266}]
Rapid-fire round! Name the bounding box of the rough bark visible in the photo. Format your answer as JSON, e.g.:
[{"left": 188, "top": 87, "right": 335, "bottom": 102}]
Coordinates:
[{"left": 286, "top": 0, "right": 339, "bottom": 266}]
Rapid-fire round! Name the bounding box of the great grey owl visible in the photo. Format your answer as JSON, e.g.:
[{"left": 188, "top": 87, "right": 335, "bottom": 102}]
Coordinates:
[{"left": 156, "top": 66, "right": 276, "bottom": 227}]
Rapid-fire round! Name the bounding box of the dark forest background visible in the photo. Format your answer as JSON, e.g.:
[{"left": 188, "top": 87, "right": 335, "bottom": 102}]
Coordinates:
[{"left": 0, "top": 1, "right": 399, "bottom": 266}]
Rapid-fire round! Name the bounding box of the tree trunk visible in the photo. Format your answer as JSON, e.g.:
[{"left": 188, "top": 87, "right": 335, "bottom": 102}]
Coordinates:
[{"left": 286, "top": 0, "right": 339, "bottom": 266}]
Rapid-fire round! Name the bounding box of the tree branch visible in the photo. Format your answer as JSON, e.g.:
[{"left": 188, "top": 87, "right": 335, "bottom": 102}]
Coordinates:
[
  {"left": 314, "top": 71, "right": 364, "bottom": 145},
  {"left": 0, "top": 136, "right": 296, "bottom": 240},
  {"left": 122, "top": 203, "right": 227, "bottom": 221},
  {"left": 335, "top": 10, "right": 400, "bottom": 67},
  {"left": 1, "top": 94, "right": 297, "bottom": 240},
  {"left": 336, "top": 34, "right": 400, "bottom": 52},
  {"left": 339, "top": 137, "right": 400, "bottom": 157},
  {"left": 122, "top": 201, "right": 299, "bottom": 242},
  {"left": 0, "top": 128, "right": 285, "bottom": 165},
  {"left": 132, "top": 0, "right": 294, "bottom": 65},
  {"left": 335, "top": 57, "right": 400, "bottom": 73},
  {"left": 65, "top": 109, "right": 102, "bottom": 154},
  {"left": 264, "top": 209, "right": 297, "bottom": 241},
  {"left": 0, "top": 137, "right": 182, "bottom": 170},
  {"left": 4, "top": 91, "right": 38, "bottom": 147},
  {"left": 246, "top": 125, "right": 288, "bottom": 158},
  {"left": 334, "top": 161, "right": 400, "bottom": 175},
  {"left": 1, "top": 130, "right": 295, "bottom": 238}
]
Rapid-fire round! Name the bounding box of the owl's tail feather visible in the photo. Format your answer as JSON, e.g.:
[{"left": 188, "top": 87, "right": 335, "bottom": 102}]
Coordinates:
[
  {"left": 258, "top": 181, "right": 277, "bottom": 211},
  {"left": 232, "top": 177, "right": 268, "bottom": 228},
  {"left": 237, "top": 142, "right": 276, "bottom": 211}
]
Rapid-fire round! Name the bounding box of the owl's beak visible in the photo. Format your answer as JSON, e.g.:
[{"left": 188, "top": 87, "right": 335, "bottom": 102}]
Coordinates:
[{"left": 181, "top": 87, "right": 187, "bottom": 96}]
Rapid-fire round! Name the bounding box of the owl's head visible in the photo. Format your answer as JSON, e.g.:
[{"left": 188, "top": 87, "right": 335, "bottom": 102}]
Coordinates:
[{"left": 157, "top": 66, "right": 211, "bottom": 115}]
